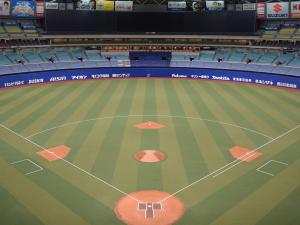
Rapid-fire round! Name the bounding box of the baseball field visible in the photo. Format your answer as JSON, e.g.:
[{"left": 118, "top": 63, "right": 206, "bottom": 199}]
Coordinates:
[{"left": 1, "top": 78, "right": 300, "bottom": 225}]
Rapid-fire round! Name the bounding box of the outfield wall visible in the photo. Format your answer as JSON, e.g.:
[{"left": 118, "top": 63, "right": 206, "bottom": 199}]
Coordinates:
[{"left": 0, "top": 67, "right": 299, "bottom": 90}]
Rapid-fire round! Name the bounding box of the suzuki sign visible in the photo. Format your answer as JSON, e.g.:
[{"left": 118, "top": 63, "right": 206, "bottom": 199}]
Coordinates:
[{"left": 266, "top": 2, "right": 289, "bottom": 18}]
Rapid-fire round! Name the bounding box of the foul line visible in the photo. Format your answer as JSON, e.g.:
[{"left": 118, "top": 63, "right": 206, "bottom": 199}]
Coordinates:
[
  {"left": 159, "top": 124, "right": 300, "bottom": 203},
  {"left": 0, "top": 123, "right": 140, "bottom": 202}
]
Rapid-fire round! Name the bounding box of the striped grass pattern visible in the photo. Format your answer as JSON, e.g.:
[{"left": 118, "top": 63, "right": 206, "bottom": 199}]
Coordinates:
[{"left": 0, "top": 79, "right": 300, "bottom": 225}]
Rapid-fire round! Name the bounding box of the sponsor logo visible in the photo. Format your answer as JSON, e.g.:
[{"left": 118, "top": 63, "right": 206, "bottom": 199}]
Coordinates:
[
  {"left": 29, "top": 78, "right": 44, "bottom": 84},
  {"left": 72, "top": 75, "right": 87, "bottom": 80},
  {"left": 212, "top": 76, "right": 230, "bottom": 81},
  {"left": 171, "top": 73, "right": 187, "bottom": 78},
  {"left": 91, "top": 74, "right": 110, "bottom": 78},
  {"left": 4, "top": 80, "right": 24, "bottom": 87},
  {"left": 273, "top": 3, "right": 282, "bottom": 13},
  {"left": 49, "top": 76, "right": 66, "bottom": 82}
]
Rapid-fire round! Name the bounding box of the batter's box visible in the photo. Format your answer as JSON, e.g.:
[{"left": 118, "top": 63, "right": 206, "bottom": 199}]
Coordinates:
[
  {"left": 11, "top": 159, "right": 43, "bottom": 176},
  {"left": 256, "top": 160, "right": 288, "bottom": 177}
]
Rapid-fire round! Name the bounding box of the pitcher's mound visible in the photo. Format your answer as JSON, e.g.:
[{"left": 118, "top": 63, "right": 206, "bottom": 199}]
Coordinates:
[
  {"left": 135, "top": 150, "right": 165, "bottom": 163},
  {"left": 115, "top": 190, "right": 185, "bottom": 225}
]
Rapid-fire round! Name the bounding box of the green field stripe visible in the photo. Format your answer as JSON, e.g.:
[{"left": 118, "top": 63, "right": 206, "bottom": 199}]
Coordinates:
[
  {"left": 72, "top": 80, "right": 129, "bottom": 168},
  {"left": 155, "top": 80, "right": 189, "bottom": 193},
  {"left": 239, "top": 85, "right": 300, "bottom": 125},
  {"left": 32, "top": 81, "right": 104, "bottom": 146},
  {"left": 206, "top": 82, "right": 273, "bottom": 145},
  {"left": 9, "top": 83, "right": 82, "bottom": 133},
  {"left": 255, "top": 184, "right": 300, "bottom": 225},
  {"left": 71, "top": 80, "right": 130, "bottom": 171},
  {"left": 174, "top": 124, "right": 300, "bottom": 210},
  {"left": 0, "top": 85, "right": 55, "bottom": 121},
  {"left": 91, "top": 80, "right": 137, "bottom": 183},
  {"left": 221, "top": 84, "right": 289, "bottom": 134},
  {"left": 208, "top": 83, "right": 279, "bottom": 139},
  {"left": 192, "top": 81, "right": 257, "bottom": 148},
  {"left": 0, "top": 86, "right": 34, "bottom": 100},
  {"left": 136, "top": 80, "right": 162, "bottom": 191},
  {"left": 0, "top": 86, "right": 39, "bottom": 106},
  {"left": 57, "top": 81, "right": 122, "bottom": 162},
  {"left": 111, "top": 80, "right": 146, "bottom": 193},
  {"left": 0, "top": 158, "right": 92, "bottom": 225},
  {"left": 271, "top": 88, "right": 300, "bottom": 104},
  {"left": 230, "top": 85, "right": 295, "bottom": 130},
  {"left": 1, "top": 128, "right": 126, "bottom": 213},
  {"left": 208, "top": 147, "right": 300, "bottom": 225},
  {"left": 0, "top": 186, "right": 44, "bottom": 225},
  {"left": 163, "top": 80, "right": 209, "bottom": 182},
  {"left": 182, "top": 81, "right": 252, "bottom": 161},
  {"left": 251, "top": 87, "right": 300, "bottom": 122},
  {"left": 174, "top": 81, "right": 227, "bottom": 172},
  {"left": 20, "top": 83, "right": 85, "bottom": 137},
  {"left": 177, "top": 137, "right": 300, "bottom": 225},
  {"left": 0, "top": 146, "right": 123, "bottom": 225}
]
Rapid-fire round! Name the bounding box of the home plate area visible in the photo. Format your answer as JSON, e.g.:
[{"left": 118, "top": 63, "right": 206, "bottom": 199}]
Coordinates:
[{"left": 115, "top": 190, "right": 185, "bottom": 225}]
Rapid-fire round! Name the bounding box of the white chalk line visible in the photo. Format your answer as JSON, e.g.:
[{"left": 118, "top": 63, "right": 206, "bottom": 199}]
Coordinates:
[
  {"left": 256, "top": 160, "right": 288, "bottom": 177},
  {"left": 26, "top": 114, "right": 274, "bottom": 140},
  {"left": 3, "top": 116, "right": 298, "bottom": 205},
  {"left": 1, "top": 123, "right": 140, "bottom": 202},
  {"left": 11, "top": 158, "right": 43, "bottom": 176},
  {"left": 159, "top": 124, "right": 300, "bottom": 203}
]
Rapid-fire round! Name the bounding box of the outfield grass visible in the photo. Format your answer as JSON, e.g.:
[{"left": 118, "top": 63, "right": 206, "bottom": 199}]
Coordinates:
[{"left": 0, "top": 79, "right": 300, "bottom": 225}]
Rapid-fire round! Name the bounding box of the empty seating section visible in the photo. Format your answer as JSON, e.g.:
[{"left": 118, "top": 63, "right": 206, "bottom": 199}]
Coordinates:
[
  {"left": 71, "top": 49, "right": 86, "bottom": 60},
  {"left": 23, "top": 51, "right": 43, "bottom": 63},
  {"left": 6, "top": 52, "right": 24, "bottom": 63},
  {"left": 288, "top": 57, "right": 300, "bottom": 67},
  {"left": 199, "top": 52, "right": 215, "bottom": 61},
  {"left": 55, "top": 50, "right": 72, "bottom": 61},
  {"left": 262, "top": 23, "right": 300, "bottom": 39},
  {"left": 275, "top": 54, "right": 294, "bottom": 65},
  {"left": 244, "top": 52, "right": 261, "bottom": 62},
  {"left": 40, "top": 50, "right": 56, "bottom": 62},
  {"left": 85, "top": 50, "right": 102, "bottom": 60},
  {"left": 0, "top": 48, "right": 300, "bottom": 76},
  {"left": 227, "top": 52, "right": 245, "bottom": 62},
  {"left": 257, "top": 53, "right": 277, "bottom": 64},
  {"left": 0, "top": 55, "right": 12, "bottom": 65}
]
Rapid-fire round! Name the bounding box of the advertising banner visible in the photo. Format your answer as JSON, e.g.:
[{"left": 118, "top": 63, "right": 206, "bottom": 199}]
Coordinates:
[
  {"left": 257, "top": 3, "right": 265, "bottom": 19},
  {"left": 243, "top": 3, "right": 256, "bottom": 11},
  {"left": 206, "top": 1, "right": 224, "bottom": 11},
  {"left": 291, "top": 1, "right": 300, "bottom": 18},
  {"left": 11, "top": 0, "right": 35, "bottom": 17},
  {"left": 266, "top": 2, "right": 289, "bottom": 19},
  {"left": 96, "top": 0, "right": 114, "bottom": 11},
  {"left": 0, "top": 67, "right": 299, "bottom": 90},
  {"left": 168, "top": 1, "right": 186, "bottom": 11},
  {"left": 115, "top": 1, "right": 133, "bottom": 12},
  {"left": 0, "top": 0, "right": 10, "bottom": 16},
  {"left": 36, "top": 1, "right": 44, "bottom": 16},
  {"left": 45, "top": 2, "right": 58, "bottom": 10}
]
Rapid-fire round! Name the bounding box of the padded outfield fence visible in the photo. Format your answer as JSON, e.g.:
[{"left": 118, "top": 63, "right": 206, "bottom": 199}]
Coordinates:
[{"left": 0, "top": 67, "right": 299, "bottom": 90}]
